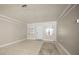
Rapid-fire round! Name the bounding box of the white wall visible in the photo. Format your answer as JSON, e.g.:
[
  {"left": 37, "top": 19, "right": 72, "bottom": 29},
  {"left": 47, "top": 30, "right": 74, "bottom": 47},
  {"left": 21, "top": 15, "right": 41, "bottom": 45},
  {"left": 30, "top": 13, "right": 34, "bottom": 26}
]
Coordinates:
[
  {"left": 0, "top": 17, "right": 27, "bottom": 45},
  {"left": 27, "top": 21, "right": 57, "bottom": 41},
  {"left": 57, "top": 5, "right": 79, "bottom": 54}
]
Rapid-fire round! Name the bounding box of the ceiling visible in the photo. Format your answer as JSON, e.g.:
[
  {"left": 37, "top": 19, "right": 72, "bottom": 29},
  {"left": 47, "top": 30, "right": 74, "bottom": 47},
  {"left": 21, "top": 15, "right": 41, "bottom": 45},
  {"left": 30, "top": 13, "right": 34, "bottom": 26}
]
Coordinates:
[{"left": 0, "top": 4, "right": 68, "bottom": 23}]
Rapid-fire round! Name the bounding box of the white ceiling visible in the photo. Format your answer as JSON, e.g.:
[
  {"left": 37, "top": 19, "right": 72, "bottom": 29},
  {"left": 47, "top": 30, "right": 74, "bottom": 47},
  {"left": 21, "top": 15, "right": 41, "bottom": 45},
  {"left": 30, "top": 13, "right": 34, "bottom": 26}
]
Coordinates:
[{"left": 0, "top": 4, "right": 68, "bottom": 23}]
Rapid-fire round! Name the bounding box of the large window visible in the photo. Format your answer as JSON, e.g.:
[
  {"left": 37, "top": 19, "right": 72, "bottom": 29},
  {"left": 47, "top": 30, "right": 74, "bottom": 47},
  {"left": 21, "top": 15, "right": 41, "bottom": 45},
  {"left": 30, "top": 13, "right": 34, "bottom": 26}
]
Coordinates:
[{"left": 27, "top": 21, "right": 56, "bottom": 41}]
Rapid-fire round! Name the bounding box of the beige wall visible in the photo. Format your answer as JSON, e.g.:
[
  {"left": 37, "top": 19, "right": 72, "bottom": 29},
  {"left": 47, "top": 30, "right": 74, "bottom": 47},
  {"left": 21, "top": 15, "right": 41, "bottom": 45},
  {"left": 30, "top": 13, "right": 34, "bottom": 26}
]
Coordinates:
[
  {"left": 0, "top": 17, "right": 27, "bottom": 45},
  {"left": 57, "top": 5, "right": 79, "bottom": 54}
]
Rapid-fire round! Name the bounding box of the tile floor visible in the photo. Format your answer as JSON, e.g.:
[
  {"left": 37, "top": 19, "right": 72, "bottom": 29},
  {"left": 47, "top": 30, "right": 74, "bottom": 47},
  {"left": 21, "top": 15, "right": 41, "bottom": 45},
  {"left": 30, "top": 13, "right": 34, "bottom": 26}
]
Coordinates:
[
  {"left": 39, "top": 41, "right": 60, "bottom": 55},
  {"left": 0, "top": 40, "right": 43, "bottom": 55},
  {"left": 0, "top": 40, "right": 60, "bottom": 55}
]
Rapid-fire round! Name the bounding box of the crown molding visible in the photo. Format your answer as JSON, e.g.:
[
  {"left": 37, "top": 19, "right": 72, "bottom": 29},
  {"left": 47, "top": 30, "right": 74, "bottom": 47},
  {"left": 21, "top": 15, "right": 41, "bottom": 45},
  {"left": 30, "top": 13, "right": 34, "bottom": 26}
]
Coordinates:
[
  {"left": 0, "top": 14, "right": 26, "bottom": 25},
  {"left": 57, "top": 4, "right": 77, "bottom": 21},
  {"left": 0, "top": 5, "right": 77, "bottom": 24},
  {"left": 63, "top": 4, "right": 77, "bottom": 17}
]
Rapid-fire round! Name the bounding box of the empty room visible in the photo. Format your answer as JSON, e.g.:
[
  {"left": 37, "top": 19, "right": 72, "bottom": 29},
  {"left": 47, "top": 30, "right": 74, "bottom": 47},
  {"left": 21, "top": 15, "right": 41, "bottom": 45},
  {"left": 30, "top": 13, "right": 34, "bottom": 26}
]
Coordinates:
[{"left": 0, "top": 4, "right": 79, "bottom": 55}]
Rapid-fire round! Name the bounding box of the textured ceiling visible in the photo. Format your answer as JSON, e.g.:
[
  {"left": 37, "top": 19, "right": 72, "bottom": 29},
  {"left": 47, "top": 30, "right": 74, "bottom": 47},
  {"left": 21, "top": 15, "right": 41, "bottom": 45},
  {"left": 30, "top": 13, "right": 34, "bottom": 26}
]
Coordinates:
[{"left": 0, "top": 4, "right": 68, "bottom": 23}]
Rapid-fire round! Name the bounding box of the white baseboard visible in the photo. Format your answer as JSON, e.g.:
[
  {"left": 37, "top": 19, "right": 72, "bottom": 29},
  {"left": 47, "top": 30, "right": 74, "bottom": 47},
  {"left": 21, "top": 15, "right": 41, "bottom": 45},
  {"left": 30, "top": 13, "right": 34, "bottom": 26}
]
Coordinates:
[
  {"left": 0, "top": 39, "right": 26, "bottom": 48},
  {"left": 55, "top": 41, "right": 71, "bottom": 55}
]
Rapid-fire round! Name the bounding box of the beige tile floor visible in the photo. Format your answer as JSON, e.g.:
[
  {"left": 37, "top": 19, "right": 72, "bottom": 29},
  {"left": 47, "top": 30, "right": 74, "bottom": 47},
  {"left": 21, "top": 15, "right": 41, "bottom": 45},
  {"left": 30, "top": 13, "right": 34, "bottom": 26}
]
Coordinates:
[
  {"left": 39, "top": 41, "right": 60, "bottom": 55},
  {"left": 0, "top": 40, "right": 43, "bottom": 55},
  {"left": 0, "top": 40, "right": 60, "bottom": 55}
]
